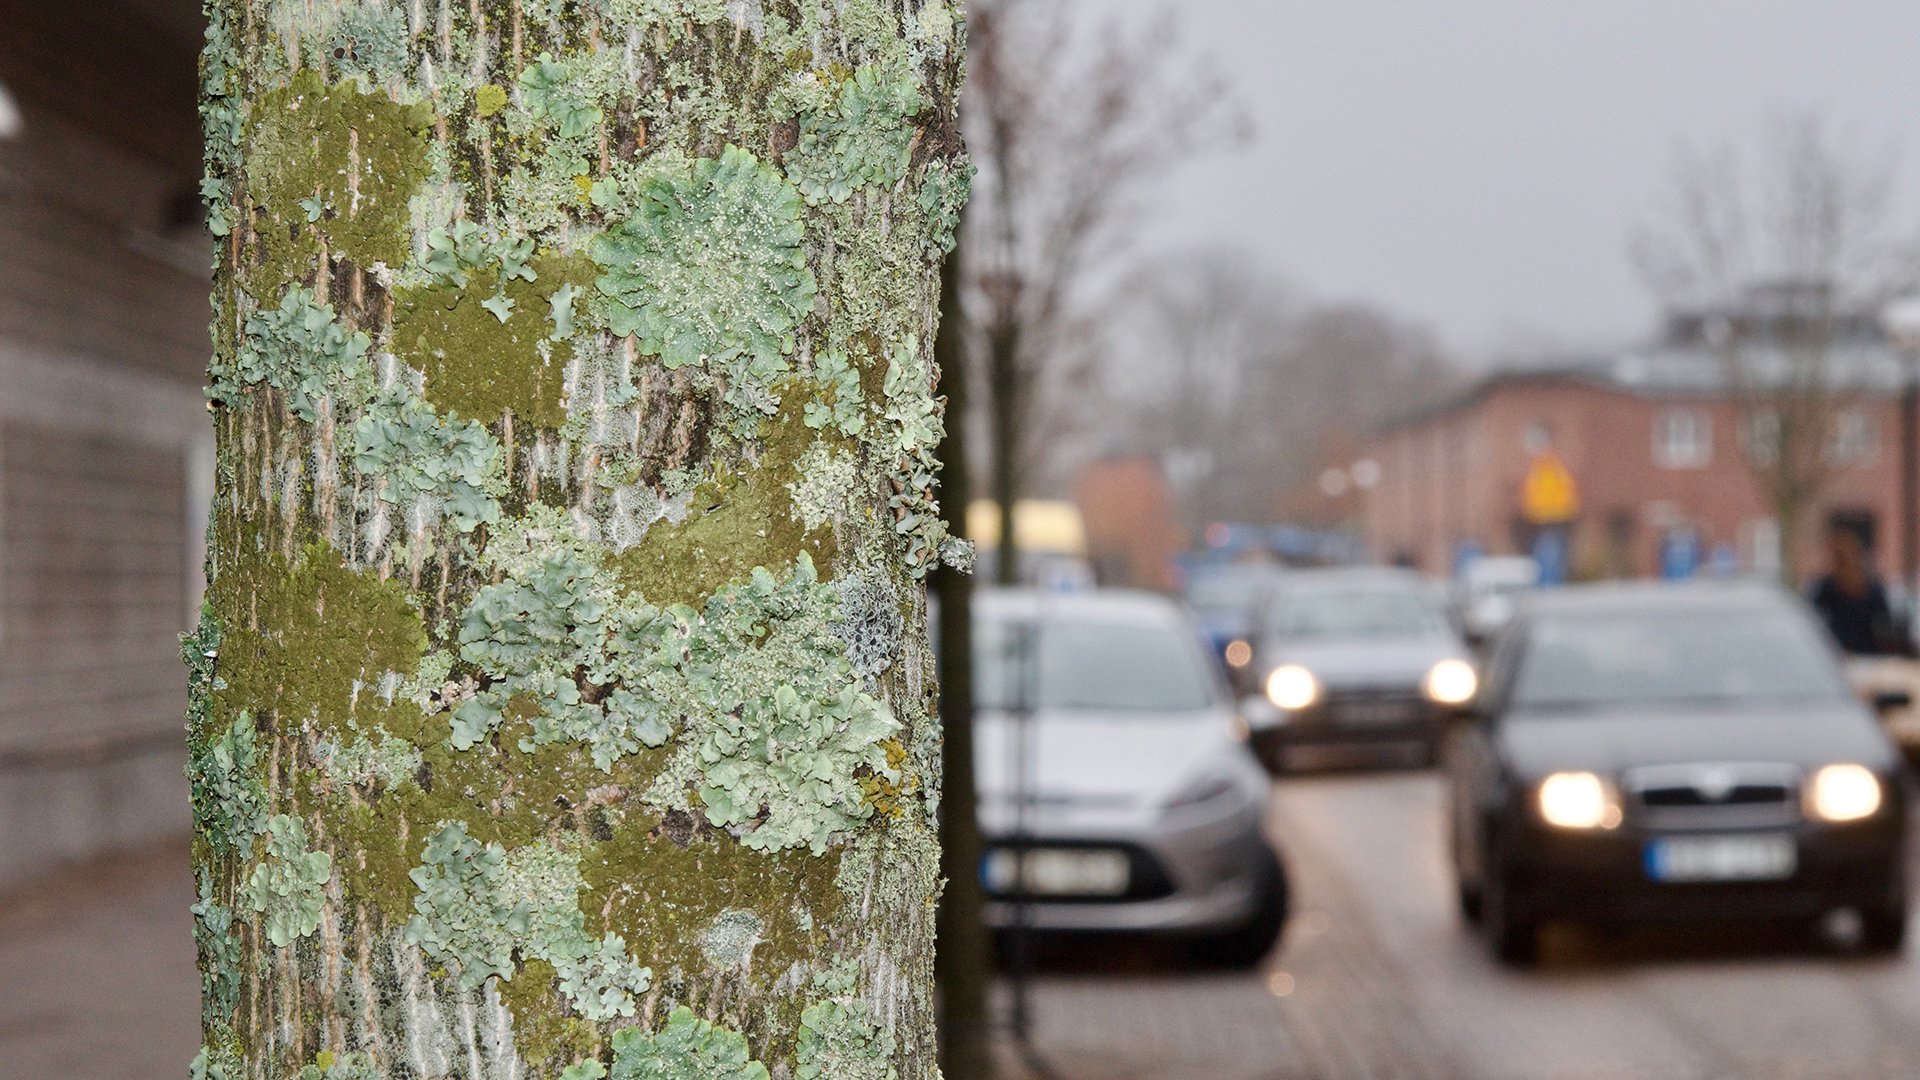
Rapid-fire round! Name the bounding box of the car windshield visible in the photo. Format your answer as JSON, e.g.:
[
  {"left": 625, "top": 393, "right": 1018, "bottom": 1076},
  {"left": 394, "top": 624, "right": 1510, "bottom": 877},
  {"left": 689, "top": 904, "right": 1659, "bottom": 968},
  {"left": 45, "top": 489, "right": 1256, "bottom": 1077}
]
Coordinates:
[
  {"left": 1509, "top": 605, "right": 1851, "bottom": 710},
  {"left": 1268, "top": 583, "right": 1446, "bottom": 640},
  {"left": 974, "top": 615, "right": 1217, "bottom": 713},
  {"left": 1185, "top": 568, "right": 1278, "bottom": 618}
]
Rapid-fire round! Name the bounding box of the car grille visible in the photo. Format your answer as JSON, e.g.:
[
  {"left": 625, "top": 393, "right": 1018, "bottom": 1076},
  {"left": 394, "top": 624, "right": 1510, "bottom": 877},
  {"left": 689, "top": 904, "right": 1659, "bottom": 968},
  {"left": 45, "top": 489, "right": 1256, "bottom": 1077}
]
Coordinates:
[{"left": 1623, "top": 763, "right": 1801, "bottom": 829}]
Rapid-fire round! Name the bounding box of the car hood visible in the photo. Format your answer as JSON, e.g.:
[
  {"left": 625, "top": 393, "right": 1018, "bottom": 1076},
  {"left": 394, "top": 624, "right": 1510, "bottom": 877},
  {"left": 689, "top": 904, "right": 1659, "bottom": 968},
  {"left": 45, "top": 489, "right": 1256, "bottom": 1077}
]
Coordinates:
[
  {"left": 1259, "top": 636, "right": 1461, "bottom": 690},
  {"left": 1499, "top": 702, "right": 1898, "bottom": 777},
  {"left": 973, "top": 707, "right": 1240, "bottom": 810}
]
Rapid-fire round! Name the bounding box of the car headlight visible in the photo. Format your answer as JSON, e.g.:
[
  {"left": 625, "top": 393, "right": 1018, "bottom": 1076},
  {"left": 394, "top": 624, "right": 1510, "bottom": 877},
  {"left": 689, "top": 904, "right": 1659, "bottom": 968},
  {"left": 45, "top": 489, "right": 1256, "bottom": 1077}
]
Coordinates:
[
  {"left": 1423, "top": 658, "right": 1478, "bottom": 705},
  {"left": 1805, "top": 764, "right": 1882, "bottom": 823},
  {"left": 1265, "top": 664, "right": 1319, "bottom": 711},
  {"left": 1537, "top": 771, "right": 1621, "bottom": 830}
]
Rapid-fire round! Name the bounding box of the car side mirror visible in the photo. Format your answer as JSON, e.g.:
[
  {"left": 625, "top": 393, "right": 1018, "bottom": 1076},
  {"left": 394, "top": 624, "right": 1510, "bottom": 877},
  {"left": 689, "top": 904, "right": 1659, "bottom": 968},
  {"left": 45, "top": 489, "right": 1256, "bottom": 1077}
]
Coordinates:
[{"left": 1872, "top": 689, "right": 1912, "bottom": 715}]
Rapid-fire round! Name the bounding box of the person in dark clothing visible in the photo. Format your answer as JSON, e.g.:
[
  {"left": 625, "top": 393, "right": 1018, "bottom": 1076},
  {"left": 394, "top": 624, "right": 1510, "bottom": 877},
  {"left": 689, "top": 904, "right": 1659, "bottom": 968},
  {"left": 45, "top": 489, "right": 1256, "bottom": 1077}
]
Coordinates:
[{"left": 1808, "top": 527, "right": 1909, "bottom": 656}]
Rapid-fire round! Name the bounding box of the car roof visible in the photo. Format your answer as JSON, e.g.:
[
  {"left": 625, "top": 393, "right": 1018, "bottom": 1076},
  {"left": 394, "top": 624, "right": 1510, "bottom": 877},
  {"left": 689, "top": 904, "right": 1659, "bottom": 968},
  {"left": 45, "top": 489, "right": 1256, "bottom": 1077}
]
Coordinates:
[
  {"left": 1517, "top": 580, "right": 1800, "bottom": 618},
  {"left": 1271, "top": 566, "right": 1432, "bottom": 592},
  {"left": 974, "top": 587, "right": 1190, "bottom": 626}
]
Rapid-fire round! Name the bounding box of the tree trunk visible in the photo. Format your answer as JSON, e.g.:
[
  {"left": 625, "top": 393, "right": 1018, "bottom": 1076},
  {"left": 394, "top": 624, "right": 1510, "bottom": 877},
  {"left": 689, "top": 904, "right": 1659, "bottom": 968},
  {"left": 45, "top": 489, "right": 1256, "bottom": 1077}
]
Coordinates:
[
  {"left": 189, "top": 4, "right": 967, "bottom": 1078},
  {"left": 931, "top": 239, "right": 994, "bottom": 1080}
]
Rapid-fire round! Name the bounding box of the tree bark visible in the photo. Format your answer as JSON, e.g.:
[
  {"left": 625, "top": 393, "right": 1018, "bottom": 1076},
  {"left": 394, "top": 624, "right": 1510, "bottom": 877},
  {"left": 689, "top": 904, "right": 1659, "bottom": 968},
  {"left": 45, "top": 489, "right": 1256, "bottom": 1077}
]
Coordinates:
[{"left": 190, "top": 3, "right": 966, "bottom": 1077}]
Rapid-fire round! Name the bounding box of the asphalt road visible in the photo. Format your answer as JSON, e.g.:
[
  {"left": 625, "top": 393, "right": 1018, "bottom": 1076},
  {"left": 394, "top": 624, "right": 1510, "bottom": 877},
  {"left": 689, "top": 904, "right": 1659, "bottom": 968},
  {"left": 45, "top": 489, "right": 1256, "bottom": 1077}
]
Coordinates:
[{"left": 1006, "top": 765, "right": 1920, "bottom": 1080}]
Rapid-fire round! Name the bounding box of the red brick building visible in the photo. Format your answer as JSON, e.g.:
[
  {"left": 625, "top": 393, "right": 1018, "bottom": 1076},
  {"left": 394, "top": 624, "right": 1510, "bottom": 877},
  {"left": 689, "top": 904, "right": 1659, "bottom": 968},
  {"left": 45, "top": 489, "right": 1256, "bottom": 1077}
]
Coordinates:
[{"left": 1366, "top": 329, "right": 1914, "bottom": 586}]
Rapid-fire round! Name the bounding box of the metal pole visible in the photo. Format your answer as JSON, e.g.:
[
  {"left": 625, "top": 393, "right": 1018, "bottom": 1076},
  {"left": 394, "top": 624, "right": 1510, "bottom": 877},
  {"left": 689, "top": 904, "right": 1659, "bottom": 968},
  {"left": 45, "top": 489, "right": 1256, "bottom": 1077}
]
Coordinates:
[{"left": 1904, "top": 355, "right": 1919, "bottom": 643}]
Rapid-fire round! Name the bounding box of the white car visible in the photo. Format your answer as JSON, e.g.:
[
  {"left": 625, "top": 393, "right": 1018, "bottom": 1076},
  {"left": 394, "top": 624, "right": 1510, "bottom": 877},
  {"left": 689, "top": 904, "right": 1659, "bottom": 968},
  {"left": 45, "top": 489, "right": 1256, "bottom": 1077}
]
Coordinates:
[{"left": 971, "top": 588, "right": 1288, "bottom": 967}]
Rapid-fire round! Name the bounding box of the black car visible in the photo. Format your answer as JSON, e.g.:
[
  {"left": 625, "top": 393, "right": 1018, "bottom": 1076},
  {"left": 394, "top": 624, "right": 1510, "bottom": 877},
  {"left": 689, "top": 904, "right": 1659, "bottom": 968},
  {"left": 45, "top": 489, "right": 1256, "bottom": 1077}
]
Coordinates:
[{"left": 1448, "top": 582, "right": 1909, "bottom": 966}]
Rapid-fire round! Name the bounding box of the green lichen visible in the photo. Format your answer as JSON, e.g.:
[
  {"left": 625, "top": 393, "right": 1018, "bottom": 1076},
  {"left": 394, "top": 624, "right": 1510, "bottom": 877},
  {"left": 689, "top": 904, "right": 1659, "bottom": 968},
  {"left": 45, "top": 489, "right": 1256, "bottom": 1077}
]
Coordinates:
[
  {"left": 802, "top": 348, "right": 865, "bottom": 437},
  {"left": 698, "top": 908, "right": 764, "bottom": 970},
  {"left": 296, "top": 1050, "right": 378, "bottom": 1080},
  {"left": 187, "top": 712, "right": 269, "bottom": 854},
  {"left": 786, "top": 62, "right": 924, "bottom": 206},
  {"left": 876, "top": 335, "right": 964, "bottom": 576},
  {"left": 404, "top": 823, "right": 654, "bottom": 1020},
  {"left": 590, "top": 147, "right": 817, "bottom": 416},
  {"left": 647, "top": 556, "right": 899, "bottom": 854},
  {"left": 786, "top": 441, "right": 857, "bottom": 533},
  {"left": 214, "top": 286, "right": 371, "bottom": 420},
  {"left": 916, "top": 156, "right": 972, "bottom": 256},
  {"left": 608, "top": 1006, "right": 770, "bottom": 1080},
  {"left": 796, "top": 984, "right": 897, "bottom": 1080},
  {"left": 313, "top": 4, "right": 412, "bottom": 89},
  {"left": 191, "top": 872, "right": 243, "bottom": 1024},
  {"left": 314, "top": 728, "right": 421, "bottom": 789},
  {"left": 352, "top": 386, "right": 504, "bottom": 532},
  {"left": 244, "top": 814, "right": 332, "bottom": 947},
  {"left": 520, "top": 52, "right": 606, "bottom": 139}
]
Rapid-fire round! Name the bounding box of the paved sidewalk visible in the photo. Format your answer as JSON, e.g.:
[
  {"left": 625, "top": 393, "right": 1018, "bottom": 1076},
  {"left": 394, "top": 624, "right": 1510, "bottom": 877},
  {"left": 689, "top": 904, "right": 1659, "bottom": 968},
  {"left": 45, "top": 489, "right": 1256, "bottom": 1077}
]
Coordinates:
[
  {"left": 0, "top": 838, "right": 200, "bottom": 1080},
  {"left": 0, "top": 836, "right": 1328, "bottom": 1080}
]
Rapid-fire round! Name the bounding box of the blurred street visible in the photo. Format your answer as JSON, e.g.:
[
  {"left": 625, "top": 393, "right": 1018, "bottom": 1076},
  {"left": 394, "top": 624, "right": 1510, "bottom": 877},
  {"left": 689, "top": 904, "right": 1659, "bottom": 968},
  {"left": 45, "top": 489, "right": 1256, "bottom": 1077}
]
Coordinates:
[
  {"left": 15, "top": 765, "right": 1920, "bottom": 1080},
  {"left": 997, "top": 765, "right": 1920, "bottom": 1080}
]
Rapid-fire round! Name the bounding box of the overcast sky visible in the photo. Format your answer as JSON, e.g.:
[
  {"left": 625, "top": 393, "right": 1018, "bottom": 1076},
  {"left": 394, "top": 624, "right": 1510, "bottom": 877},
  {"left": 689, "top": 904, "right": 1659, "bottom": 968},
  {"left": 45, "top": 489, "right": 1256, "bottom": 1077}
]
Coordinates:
[{"left": 1094, "top": 1, "right": 1920, "bottom": 361}]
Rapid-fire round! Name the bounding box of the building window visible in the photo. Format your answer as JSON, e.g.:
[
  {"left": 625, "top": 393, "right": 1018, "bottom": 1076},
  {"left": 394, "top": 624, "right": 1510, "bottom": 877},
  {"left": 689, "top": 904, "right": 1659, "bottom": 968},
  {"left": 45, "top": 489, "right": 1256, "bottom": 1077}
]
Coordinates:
[
  {"left": 1826, "top": 409, "right": 1876, "bottom": 465},
  {"left": 1653, "top": 408, "right": 1711, "bottom": 469},
  {"left": 1743, "top": 409, "right": 1780, "bottom": 466}
]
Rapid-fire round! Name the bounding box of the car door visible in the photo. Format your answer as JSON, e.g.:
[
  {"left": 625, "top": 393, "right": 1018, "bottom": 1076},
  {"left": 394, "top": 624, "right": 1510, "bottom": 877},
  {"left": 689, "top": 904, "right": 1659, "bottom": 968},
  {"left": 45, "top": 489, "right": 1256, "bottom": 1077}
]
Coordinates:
[{"left": 1449, "top": 622, "right": 1523, "bottom": 890}]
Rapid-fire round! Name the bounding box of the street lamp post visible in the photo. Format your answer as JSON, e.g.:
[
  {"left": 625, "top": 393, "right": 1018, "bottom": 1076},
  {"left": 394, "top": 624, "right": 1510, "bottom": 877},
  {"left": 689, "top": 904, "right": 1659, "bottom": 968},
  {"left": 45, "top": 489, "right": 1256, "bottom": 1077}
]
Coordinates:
[{"left": 1878, "top": 298, "right": 1920, "bottom": 618}]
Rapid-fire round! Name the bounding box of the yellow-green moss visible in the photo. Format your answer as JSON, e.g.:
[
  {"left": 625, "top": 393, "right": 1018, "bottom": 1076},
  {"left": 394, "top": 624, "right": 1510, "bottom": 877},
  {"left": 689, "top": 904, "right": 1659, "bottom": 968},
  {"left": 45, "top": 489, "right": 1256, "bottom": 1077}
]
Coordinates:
[
  {"left": 208, "top": 528, "right": 427, "bottom": 743},
  {"left": 609, "top": 412, "right": 838, "bottom": 607},
  {"left": 243, "top": 71, "right": 432, "bottom": 293},
  {"left": 393, "top": 251, "right": 597, "bottom": 430},
  {"left": 581, "top": 807, "right": 843, "bottom": 998}
]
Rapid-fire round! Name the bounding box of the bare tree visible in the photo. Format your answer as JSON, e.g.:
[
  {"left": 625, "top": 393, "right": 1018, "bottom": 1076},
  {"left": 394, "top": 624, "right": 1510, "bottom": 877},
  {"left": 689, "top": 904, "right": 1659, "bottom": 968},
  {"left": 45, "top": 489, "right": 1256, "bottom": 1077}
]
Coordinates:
[
  {"left": 1104, "top": 248, "right": 1457, "bottom": 532},
  {"left": 1634, "top": 113, "right": 1916, "bottom": 576},
  {"left": 962, "top": 0, "right": 1242, "bottom": 580}
]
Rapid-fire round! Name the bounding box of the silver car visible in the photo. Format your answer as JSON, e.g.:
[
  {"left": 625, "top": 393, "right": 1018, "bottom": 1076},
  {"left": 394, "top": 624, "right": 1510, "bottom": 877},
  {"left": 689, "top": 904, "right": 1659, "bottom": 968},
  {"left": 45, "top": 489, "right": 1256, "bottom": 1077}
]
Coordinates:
[
  {"left": 973, "top": 589, "right": 1287, "bottom": 966},
  {"left": 1249, "top": 567, "right": 1476, "bottom": 769}
]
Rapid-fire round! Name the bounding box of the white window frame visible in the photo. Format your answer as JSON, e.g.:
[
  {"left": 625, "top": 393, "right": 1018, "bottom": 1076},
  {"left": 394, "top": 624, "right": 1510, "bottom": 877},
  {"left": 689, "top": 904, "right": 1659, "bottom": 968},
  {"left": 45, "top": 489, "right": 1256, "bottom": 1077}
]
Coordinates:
[
  {"left": 1825, "top": 408, "right": 1876, "bottom": 465},
  {"left": 1653, "top": 408, "right": 1711, "bottom": 469}
]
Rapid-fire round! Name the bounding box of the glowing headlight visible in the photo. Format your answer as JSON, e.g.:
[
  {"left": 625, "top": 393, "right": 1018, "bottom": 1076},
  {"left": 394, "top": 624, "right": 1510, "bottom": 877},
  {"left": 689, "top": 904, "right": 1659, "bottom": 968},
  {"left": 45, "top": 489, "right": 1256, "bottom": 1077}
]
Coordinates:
[
  {"left": 1537, "top": 771, "right": 1620, "bottom": 830},
  {"left": 1805, "top": 764, "right": 1882, "bottom": 823},
  {"left": 1224, "top": 639, "right": 1253, "bottom": 668},
  {"left": 1265, "top": 665, "right": 1319, "bottom": 711},
  {"left": 1423, "top": 658, "right": 1478, "bottom": 705}
]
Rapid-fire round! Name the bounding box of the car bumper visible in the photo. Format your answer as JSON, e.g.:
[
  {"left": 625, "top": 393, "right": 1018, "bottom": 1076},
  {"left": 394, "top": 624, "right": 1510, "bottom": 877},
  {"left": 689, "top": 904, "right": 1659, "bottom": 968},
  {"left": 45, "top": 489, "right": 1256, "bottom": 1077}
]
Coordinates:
[
  {"left": 1259, "top": 690, "right": 1443, "bottom": 748},
  {"left": 1503, "top": 817, "right": 1907, "bottom": 923},
  {"left": 980, "top": 802, "right": 1272, "bottom": 935}
]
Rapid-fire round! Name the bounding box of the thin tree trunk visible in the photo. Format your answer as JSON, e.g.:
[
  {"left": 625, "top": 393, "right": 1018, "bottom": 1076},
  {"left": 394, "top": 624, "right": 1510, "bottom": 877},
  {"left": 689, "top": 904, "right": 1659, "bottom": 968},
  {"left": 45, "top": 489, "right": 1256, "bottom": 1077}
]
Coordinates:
[
  {"left": 189, "top": 3, "right": 966, "bottom": 1077},
  {"left": 932, "top": 238, "right": 994, "bottom": 1080}
]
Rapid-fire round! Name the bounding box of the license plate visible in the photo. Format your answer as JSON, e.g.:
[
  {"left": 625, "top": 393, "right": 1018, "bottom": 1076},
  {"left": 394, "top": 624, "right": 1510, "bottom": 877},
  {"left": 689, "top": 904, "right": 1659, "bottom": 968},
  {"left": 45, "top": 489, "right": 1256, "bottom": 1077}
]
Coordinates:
[
  {"left": 982, "top": 848, "right": 1130, "bottom": 897},
  {"left": 1645, "top": 834, "right": 1796, "bottom": 883},
  {"left": 1339, "top": 700, "right": 1415, "bottom": 725}
]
